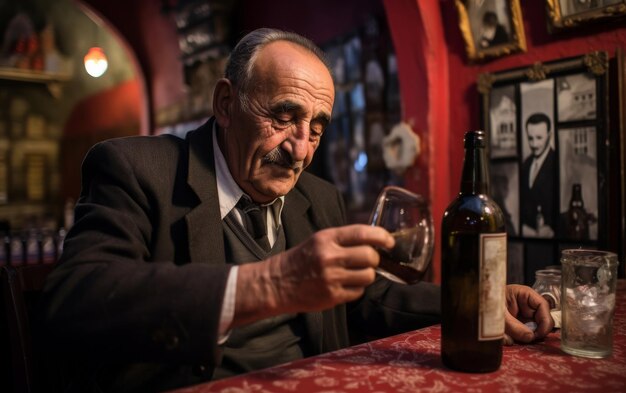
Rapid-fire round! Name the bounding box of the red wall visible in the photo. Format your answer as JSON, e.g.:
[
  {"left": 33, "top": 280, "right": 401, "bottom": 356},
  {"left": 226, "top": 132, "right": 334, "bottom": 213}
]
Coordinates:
[
  {"left": 61, "top": 80, "right": 141, "bottom": 200},
  {"left": 63, "top": 80, "right": 141, "bottom": 137}
]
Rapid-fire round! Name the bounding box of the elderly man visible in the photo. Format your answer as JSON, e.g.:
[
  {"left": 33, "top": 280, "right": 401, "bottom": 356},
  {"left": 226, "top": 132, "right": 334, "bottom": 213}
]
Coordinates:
[{"left": 41, "top": 28, "right": 552, "bottom": 392}]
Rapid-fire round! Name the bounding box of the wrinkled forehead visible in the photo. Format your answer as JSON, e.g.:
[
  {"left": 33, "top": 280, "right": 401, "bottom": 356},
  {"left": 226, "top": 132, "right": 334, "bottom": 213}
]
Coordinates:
[
  {"left": 245, "top": 42, "right": 335, "bottom": 115},
  {"left": 252, "top": 41, "right": 333, "bottom": 85}
]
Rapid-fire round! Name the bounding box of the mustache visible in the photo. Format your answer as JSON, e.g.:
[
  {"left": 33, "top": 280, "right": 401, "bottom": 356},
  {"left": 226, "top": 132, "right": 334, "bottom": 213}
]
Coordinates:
[{"left": 262, "top": 147, "right": 304, "bottom": 171}]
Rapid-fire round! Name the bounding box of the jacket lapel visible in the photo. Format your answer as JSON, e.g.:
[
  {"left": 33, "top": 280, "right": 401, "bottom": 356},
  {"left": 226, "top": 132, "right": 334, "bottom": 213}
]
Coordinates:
[
  {"left": 282, "top": 188, "right": 325, "bottom": 353},
  {"left": 185, "top": 119, "right": 225, "bottom": 266},
  {"left": 282, "top": 189, "right": 312, "bottom": 248}
]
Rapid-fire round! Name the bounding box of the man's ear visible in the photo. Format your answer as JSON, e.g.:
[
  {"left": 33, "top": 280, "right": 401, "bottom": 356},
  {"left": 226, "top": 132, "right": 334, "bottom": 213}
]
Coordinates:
[{"left": 213, "top": 78, "right": 234, "bottom": 128}]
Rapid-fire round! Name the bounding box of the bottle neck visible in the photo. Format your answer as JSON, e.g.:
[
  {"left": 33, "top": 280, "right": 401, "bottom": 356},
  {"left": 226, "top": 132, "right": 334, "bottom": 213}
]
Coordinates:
[
  {"left": 460, "top": 144, "right": 489, "bottom": 195},
  {"left": 570, "top": 185, "right": 584, "bottom": 207}
]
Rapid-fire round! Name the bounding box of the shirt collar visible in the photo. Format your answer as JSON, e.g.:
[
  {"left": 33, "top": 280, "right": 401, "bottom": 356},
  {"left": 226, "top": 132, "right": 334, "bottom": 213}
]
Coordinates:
[{"left": 212, "top": 123, "right": 284, "bottom": 223}]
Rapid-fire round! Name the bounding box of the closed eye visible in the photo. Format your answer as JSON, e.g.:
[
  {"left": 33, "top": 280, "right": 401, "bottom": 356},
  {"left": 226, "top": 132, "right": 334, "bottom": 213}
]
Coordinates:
[
  {"left": 310, "top": 113, "right": 330, "bottom": 140},
  {"left": 274, "top": 116, "right": 294, "bottom": 129},
  {"left": 310, "top": 123, "right": 324, "bottom": 141},
  {"left": 270, "top": 104, "right": 298, "bottom": 130}
]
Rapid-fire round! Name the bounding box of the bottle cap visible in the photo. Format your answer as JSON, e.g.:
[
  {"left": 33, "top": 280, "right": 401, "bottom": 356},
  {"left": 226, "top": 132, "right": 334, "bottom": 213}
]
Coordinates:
[{"left": 464, "top": 130, "right": 486, "bottom": 148}]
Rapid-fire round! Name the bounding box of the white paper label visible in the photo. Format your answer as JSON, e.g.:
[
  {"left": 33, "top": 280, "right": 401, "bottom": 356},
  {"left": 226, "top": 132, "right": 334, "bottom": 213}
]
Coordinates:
[{"left": 478, "top": 233, "right": 507, "bottom": 341}]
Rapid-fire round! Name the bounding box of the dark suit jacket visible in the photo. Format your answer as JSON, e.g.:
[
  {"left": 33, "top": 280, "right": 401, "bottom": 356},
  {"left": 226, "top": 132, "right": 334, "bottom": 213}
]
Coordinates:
[
  {"left": 520, "top": 148, "right": 557, "bottom": 232},
  {"left": 40, "top": 119, "right": 440, "bottom": 392}
]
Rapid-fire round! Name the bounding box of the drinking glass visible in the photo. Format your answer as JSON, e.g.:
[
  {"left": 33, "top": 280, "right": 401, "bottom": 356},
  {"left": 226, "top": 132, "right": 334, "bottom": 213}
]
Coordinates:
[
  {"left": 561, "top": 249, "right": 619, "bottom": 358},
  {"left": 369, "top": 186, "right": 434, "bottom": 284},
  {"left": 532, "top": 268, "right": 562, "bottom": 310}
]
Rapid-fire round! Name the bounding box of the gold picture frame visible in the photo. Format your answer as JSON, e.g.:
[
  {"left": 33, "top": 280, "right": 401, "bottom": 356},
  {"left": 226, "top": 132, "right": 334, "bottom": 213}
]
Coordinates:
[
  {"left": 455, "top": 0, "right": 526, "bottom": 61},
  {"left": 546, "top": 0, "right": 626, "bottom": 31}
]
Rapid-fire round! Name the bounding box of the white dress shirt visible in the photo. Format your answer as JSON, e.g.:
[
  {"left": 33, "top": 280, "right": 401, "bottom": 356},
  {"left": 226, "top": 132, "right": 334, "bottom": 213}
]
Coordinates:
[
  {"left": 528, "top": 145, "right": 551, "bottom": 188},
  {"left": 213, "top": 124, "right": 284, "bottom": 342}
]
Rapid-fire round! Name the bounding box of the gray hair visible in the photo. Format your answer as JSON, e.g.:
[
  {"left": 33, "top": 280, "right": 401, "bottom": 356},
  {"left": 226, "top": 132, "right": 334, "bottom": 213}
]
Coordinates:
[{"left": 224, "top": 28, "right": 332, "bottom": 110}]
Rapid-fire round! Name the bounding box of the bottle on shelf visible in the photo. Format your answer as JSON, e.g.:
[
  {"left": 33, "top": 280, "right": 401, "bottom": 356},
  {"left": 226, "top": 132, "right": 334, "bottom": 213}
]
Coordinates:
[
  {"left": 441, "top": 130, "right": 507, "bottom": 373},
  {"left": 536, "top": 205, "right": 544, "bottom": 230},
  {"left": 565, "top": 183, "right": 589, "bottom": 240}
]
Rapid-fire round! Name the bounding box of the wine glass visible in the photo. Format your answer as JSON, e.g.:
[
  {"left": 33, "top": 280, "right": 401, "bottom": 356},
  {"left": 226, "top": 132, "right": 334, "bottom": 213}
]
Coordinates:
[{"left": 369, "top": 186, "right": 434, "bottom": 284}]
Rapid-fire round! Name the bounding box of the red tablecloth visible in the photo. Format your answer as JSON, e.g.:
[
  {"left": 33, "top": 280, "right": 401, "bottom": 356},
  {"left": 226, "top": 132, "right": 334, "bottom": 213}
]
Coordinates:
[{"left": 174, "top": 281, "right": 626, "bottom": 393}]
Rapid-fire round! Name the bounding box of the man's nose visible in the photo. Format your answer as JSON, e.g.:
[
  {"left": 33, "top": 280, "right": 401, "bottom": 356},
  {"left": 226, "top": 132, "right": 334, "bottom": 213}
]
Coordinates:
[{"left": 282, "top": 124, "right": 309, "bottom": 161}]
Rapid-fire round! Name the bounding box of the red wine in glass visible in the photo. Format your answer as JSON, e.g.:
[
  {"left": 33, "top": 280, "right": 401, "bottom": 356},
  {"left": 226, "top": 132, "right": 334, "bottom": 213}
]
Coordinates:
[{"left": 370, "top": 186, "right": 434, "bottom": 285}]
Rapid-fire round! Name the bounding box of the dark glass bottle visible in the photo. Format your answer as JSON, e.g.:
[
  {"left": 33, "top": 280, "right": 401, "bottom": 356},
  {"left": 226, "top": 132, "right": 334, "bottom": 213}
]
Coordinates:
[
  {"left": 441, "top": 130, "right": 507, "bottom": 373},
  {"left": 565, "top": 183, "right": 589, "bottom": 240}
]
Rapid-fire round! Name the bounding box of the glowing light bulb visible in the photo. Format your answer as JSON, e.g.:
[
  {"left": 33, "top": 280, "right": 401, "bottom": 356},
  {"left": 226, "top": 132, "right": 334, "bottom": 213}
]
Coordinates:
[{"left": 84, "top": 47, "right": 108, "bottom": 77}]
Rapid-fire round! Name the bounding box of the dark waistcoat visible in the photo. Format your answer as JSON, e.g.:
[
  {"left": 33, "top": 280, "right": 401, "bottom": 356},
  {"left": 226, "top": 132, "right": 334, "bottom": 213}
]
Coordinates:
[{"left": 212, "top": 213, "right": 306, "bottom": 379}]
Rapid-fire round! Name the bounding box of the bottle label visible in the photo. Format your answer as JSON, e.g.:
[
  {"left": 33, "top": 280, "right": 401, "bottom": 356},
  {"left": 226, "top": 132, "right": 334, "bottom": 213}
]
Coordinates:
[{"left": 478, "top": 233, "right": 506, "bottom": 341}]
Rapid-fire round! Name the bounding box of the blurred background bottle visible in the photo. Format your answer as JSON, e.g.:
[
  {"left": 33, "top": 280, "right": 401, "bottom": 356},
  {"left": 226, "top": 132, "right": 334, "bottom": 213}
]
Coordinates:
[
  {"left": 565, "top": 183, "right": 589, "bottom": 240},
  {"left": 441, "top": 130, "right": 507, "bottom": 373},
  {"left": 531, "top": 268, "right": 561, "bottom": 310}
]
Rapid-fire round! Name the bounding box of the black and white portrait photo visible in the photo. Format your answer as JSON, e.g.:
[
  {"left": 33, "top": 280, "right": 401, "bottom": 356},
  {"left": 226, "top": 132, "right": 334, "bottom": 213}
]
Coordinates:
[
  {"left": 457, "top": 0, "right": 526, "bottom": 60},
  {"left": 466, "top": 0, "right": 512, "bottom": 49},
  {"left": 557, "top": 73, "right": 596, "bottom": 122},
  {"left": 558, "top": 127, "right": 598, "bottom": 240},
  {"left": 520, "top": 79, "right": 557, "bottom": 239},
  {"left": 489, "top": 85, "right": 517, "bottom": 158}
]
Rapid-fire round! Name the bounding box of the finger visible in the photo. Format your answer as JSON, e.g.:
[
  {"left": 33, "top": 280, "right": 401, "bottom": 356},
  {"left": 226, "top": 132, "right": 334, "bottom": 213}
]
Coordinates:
[
  {"left": 518, "top": 287, "right": 554, "bottom": 338},
  {"left": 332, "top": 225, "right": 395, "bottom": 249},
  {"left": 505, "top": 309, "right": 535, "bottom": 343},
  {"left": 339, "top": 245, "right": 381, "bottom": 269},
  {"left": 532, "top": 301, "right": 554, "bottom": 339},
  {"left": 327, "top": 268, "right": 376, "bottom": 287},
  {"left": 507, "top": 284, "right": 543, "bottom": 319},
  {"left": 506, "top": 284, "right": 534, "bottom": 317},
  {"left": 503, "top": 333, "right": 515, "bottom": 346}
]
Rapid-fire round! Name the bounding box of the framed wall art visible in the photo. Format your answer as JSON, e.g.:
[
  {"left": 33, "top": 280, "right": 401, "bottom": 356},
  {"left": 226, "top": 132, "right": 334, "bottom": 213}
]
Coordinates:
[
  {"left": 455, "top": 0, "right": 526, "bottom": 61},
  {"left": 478, "top": 51, "right": 624, "bottom": 284},
  {"left": 546, "top": 0, "right": 626, "bottom": 31}
]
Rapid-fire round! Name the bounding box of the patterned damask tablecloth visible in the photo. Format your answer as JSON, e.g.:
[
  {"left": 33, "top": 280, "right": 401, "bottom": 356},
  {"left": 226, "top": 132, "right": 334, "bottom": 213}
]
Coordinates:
[{"left": 175, "top": 281, "right": 626, "bottom": 393}]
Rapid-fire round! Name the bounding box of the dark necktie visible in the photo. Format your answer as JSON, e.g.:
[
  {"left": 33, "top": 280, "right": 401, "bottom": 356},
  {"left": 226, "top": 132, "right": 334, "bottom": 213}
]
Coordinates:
[{"left": 236, "top": 196, "right": 271, "bottom": 251}]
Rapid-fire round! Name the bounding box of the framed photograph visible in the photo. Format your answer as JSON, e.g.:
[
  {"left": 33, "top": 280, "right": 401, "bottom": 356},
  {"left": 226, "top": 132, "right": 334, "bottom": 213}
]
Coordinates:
[
  {"left": 557, "top": 73, "right": 597, "bottom": 121},
  {"left": 546, "top": 0, "right": 626, "bottom": 31},
  {"left": 455, "top": 0, "right": 526, "bottom": 61},
  {"left": 478, "top": 51, "right": 621, "bottom": 285},
  {"left": 489, "top": 85, "right": 517, "bottom": 158}
]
